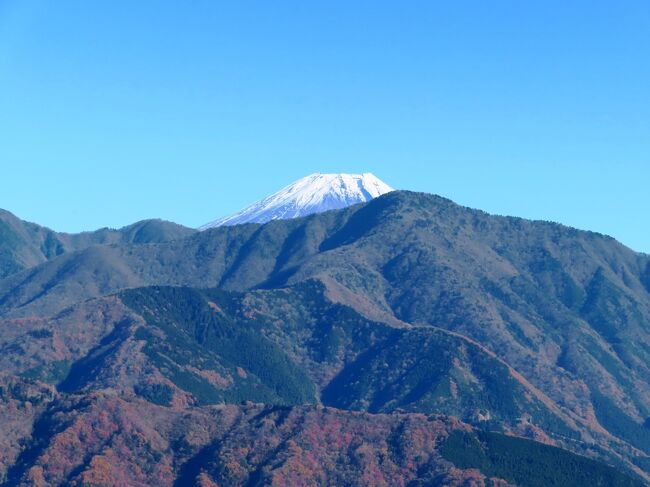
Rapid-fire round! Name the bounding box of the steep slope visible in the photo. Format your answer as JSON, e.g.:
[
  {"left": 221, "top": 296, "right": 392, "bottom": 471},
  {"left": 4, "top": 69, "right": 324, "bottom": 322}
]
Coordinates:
[
  {"left": 0, "top": 375, "right": 643, "bottom": 487},
  {"left": 0, "top": 209, "right": 195, "bottom": 279},
  {"left": 1, "top": 282, "right": 648, "bottom": 480},
  {"left": 200, "top": 172, "right": 393, "bottom": 228},
  {"left": 4, "top": 283, "right": 571, "bottom": 435},
  {"left": 1, "top": 191, "right": 650, "bottom": 479}
]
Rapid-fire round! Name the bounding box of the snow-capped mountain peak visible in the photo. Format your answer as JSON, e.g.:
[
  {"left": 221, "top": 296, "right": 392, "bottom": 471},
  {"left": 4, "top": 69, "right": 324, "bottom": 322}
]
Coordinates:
[{"left": 200, "top": 172, "right": 393, "bottom": 229}]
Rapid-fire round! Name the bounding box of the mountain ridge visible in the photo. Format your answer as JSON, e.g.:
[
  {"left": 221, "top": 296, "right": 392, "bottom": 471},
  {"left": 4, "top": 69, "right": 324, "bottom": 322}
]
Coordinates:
[
  {"left": 1, "top": 190, "right": 649, "bottom": 483},
  {"left": 0, "top": 209, "right": 196, "bottom": 280}
]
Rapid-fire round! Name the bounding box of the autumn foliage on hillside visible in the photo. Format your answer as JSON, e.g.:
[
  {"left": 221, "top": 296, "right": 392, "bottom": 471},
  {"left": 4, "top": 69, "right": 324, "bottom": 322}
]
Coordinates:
[
  {"left": 1, "top": 374, "right": 642, "bottom": 486},
  {"left": 0, "top": 380, "right": 510, "bottom": 486}
]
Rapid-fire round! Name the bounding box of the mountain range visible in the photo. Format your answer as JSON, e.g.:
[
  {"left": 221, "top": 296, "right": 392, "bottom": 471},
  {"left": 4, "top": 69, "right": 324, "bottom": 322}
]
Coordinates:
[{"left": 0, "top": 175, "right": 649, "bottom": 486}]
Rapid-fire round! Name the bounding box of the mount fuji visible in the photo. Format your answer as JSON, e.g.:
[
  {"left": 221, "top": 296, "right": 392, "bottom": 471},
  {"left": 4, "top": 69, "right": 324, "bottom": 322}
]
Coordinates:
[{"left": 200, "top": 172, "right": 394, "bottom": 229}]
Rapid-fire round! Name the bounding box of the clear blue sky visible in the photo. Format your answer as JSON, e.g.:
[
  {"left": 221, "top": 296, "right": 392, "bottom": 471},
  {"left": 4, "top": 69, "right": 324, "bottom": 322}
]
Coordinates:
[{"left": 1, "top": 1, "right": 648, "bottom": 252}]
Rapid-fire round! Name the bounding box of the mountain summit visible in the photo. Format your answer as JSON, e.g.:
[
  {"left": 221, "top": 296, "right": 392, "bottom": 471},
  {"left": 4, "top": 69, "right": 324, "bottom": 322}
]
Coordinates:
[{"left": 200, "top": 172, "right": 393, "bottom": 229}]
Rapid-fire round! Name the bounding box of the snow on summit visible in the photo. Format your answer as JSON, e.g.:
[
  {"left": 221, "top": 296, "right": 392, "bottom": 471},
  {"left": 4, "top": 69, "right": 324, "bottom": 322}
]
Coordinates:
[{"left": 200, "top": 173, "right": 394, "bottom": 229}]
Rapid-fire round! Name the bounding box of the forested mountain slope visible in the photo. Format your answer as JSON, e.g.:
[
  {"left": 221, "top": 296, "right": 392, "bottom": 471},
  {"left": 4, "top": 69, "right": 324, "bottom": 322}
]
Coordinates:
[
  {"left": 0, "top": 208, "right": 195, "bottom": 280},
  {"left": 1, "top": 191, "right": 649, "bottom": 483},
  {"left": 1, "top": 375, "right": 641, "bottom": 486}
]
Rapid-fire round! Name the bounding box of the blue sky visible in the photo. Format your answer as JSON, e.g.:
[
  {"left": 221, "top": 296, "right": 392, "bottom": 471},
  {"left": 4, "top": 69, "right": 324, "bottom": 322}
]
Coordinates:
[{"left": 0, "top": 1, "right": 648, "bottom": 252}]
